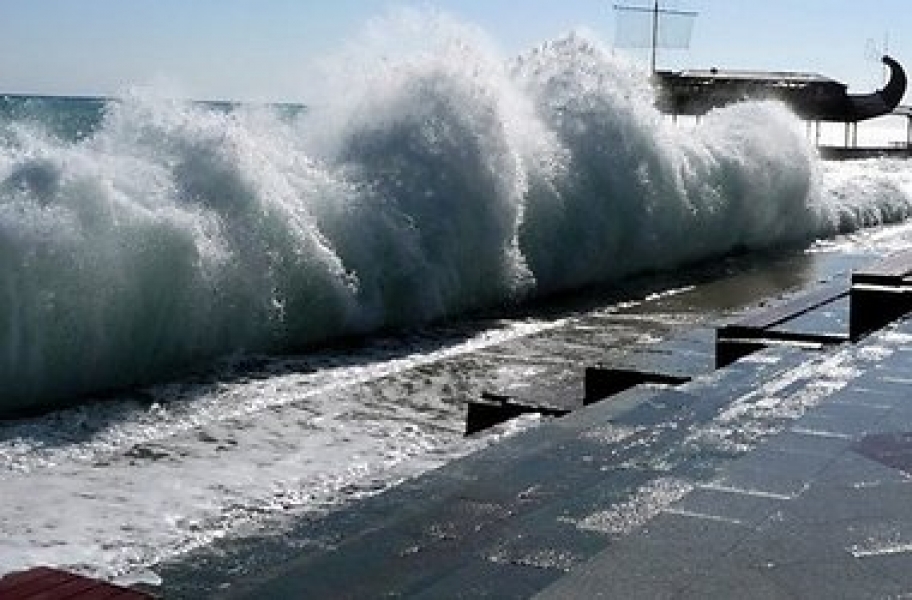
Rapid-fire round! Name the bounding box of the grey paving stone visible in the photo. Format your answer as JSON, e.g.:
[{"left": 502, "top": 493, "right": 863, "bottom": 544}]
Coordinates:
[
  {"left": 463, "top": 420, "right": 586, "bottom": 469},
  {"left": 814, "top": 448, "right": 912, "bottom": 487},
  {"left": 838, "top": 376, "right": 912, "bottom": 408},
  {"left": 764, "top": 556, "right": 909, "bottom": 599},
  {"left": 877, "top": 406, "right": 912, "bottom": 432},
  {"left": 827, "top": 385, "right": 902, "bottom": 409},
  {"left": 410, "top": 557, "right": 562, "bottom": 600},
  {"left": 501, "top": 469, "right": 661, "bottom": 534},
  {"left": 862, "top": 349, "right": 912, "bottom": 373},
  {"left": 610, "top": 390, "right": 701, "bottom": 428},
  {"left": 671, "top": 453, "right": 742, "bottom": 482},
  {"left": 479, "top": 522, "right": 606, "bottom": 576},
  {"left": 637, "top": 510, "right": 754, "bottom": 557},
  {"left": 841, "top": 517, "right": 912, "bottom": 561},
  {"left": 668, "top": 485, "right": 788, "bottom": 527},
  {"left": 553, "top": 387, "right": 660, "bottom": 431},
  {"left": 707, "top": 447, "right": 833, "bottom": 499},
  {"left": 763, "top": 429, "right": 854, "bottom": 457},
  {"left": 785, "top": 480, "right": 912, "bottom": 525},
  {"left": 223, "top": 526, "right": 437, "bottom": 599},
  {"left": 455, "top": 439, "right": 660, "bottom": 507},
  {"left": 676, "top": 564, "right": 796, "bottom": 600},
  {"left": 790, "top": 401, "right": 891, "bottom": 438},
  {"left": 854, "top": 551, "right": 912, "bottom": 589},
  {"left": 853, "top": 431, "right": 912, "bottom": 476},
  {"left": 535, "top": 570, "right": 682, "bottom": 600},
  {"left": 535, "top": 512, "right": 751, "bottom": 599},
  {"left": 730, "top": 516, "right": 885, "bottom": 570}
]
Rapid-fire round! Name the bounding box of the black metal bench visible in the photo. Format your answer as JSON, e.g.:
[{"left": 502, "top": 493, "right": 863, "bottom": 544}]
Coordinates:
[
  {"left": 466, "top": 365, "right": 696, "bottom": 436},
  {"left": 715, "top": 281, "right": 849, "bottom": 368},
  {"left": 466, "top": 386, "right": 577, "bottom": 436},
  {"left": 850, "top": 250, "right": 912, "bottom": 340},
  {"left": 467, "top": 332, "right": 713, "bottom": 435}
]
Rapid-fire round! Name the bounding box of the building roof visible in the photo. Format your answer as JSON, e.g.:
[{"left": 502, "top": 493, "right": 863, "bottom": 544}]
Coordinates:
[{"left": 660, "top": 68, "right": 843, "bottom": 86}]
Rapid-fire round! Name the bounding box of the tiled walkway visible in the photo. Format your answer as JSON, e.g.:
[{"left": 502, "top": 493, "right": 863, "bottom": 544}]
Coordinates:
[
  {"left": 539, "top": 320, "right": 912, "bottom": 599},
  {"left": 162, "top": 319, "right": 912, "bottom": 599}
]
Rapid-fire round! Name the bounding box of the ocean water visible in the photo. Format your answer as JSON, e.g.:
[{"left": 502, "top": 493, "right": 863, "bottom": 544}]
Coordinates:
[{"left": 2, "top": 12, "right": 912, "bottom": 587}]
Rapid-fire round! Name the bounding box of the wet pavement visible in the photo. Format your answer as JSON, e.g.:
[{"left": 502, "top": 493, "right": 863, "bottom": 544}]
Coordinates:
[
  {"left": 158, "top": 285, "right": 912, "bottom": 599},
  {"left": 540, "top": 320, "right": 912, "bottom": 599}
]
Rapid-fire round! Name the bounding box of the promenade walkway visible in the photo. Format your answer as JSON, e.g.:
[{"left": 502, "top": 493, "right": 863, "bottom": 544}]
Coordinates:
[
  {"left": 540, "top": 319, "right": 912, "bottom": 598},
  {"left": 164, "top": 314, "right": 912, "bottom": 598}
]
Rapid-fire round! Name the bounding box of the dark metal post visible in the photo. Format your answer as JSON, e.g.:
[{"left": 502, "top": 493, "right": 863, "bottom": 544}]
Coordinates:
[{"left": 651, "top": 0, "right": 659, "bottom": 74}]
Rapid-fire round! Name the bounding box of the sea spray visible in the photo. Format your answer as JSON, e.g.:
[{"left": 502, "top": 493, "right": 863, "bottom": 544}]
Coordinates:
[
  {"left": 817, "top": 158, "right": 912, "bottom": 233},
  {"left": 0, "top": 98, "right": 361, "bottom": 410},
  {"left": 2, "top": 12, "right": 912, "bottom": 414},
  {"left": 301, "top": 10, "right": 547, "bottom": 321},
  {"left": 513, "top": 34, "right": 825, "bottom": 291}
]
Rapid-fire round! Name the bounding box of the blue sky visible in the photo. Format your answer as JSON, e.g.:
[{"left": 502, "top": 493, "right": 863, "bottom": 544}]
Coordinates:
[{"left": 0, "top": 1, "right": 909, "bottom": 102}]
